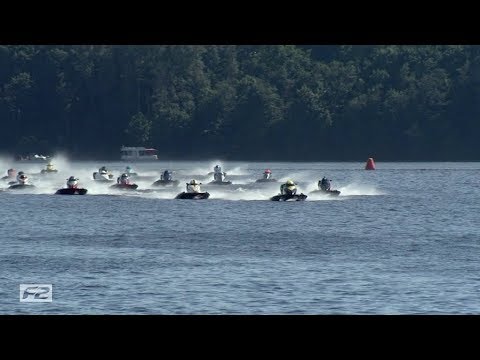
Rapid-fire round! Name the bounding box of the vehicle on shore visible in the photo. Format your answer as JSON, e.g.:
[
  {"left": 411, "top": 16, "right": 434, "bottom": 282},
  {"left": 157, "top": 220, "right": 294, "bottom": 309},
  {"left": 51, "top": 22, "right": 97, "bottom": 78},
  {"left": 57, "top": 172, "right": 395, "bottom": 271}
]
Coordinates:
[{"left": 120, "top": 146, "right": 158, "bottom": 161}]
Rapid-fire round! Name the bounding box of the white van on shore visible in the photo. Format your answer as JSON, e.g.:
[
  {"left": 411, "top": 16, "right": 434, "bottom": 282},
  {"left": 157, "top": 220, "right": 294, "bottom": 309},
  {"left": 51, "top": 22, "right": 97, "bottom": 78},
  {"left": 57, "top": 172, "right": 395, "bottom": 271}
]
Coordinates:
[{"left": 120, "top": 146, "right": 158, "bottom": 161}]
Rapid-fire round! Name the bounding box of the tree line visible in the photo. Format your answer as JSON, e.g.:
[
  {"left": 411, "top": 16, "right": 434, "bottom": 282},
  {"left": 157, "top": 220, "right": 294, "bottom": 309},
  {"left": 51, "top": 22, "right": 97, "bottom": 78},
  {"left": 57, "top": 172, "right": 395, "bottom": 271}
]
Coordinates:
[{"left": 1, "top": 45, "right": 479, "bottom": 160}]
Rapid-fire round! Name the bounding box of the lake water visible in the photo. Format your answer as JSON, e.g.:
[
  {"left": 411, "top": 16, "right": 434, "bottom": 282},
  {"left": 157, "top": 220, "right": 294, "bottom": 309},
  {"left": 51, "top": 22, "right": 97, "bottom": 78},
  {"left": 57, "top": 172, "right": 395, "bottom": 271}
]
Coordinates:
[{"left": 1, "top": 158, "right": 479, "bottom": 314}]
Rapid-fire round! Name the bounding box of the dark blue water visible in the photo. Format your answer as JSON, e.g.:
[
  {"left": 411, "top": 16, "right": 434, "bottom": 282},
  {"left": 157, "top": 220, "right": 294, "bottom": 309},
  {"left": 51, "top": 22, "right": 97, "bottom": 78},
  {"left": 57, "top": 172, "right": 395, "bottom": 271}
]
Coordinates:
[{"left": 1, "top": 160, "right": 479, "bottom": 314}]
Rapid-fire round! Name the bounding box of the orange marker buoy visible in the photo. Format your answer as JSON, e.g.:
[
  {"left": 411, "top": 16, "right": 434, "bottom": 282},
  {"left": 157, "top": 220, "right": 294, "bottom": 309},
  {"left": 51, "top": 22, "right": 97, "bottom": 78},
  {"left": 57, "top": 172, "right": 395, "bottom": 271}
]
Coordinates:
[{"left": 365, "top": 157, "right": 376, "bottom": 170}]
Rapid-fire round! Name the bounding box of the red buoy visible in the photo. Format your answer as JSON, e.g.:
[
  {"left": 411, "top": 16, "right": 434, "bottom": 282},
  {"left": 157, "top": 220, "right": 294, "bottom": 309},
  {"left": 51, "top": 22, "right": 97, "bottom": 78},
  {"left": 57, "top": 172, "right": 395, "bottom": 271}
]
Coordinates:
[{"left": 365, "top": 158, "right": 376, "bottom": 170}]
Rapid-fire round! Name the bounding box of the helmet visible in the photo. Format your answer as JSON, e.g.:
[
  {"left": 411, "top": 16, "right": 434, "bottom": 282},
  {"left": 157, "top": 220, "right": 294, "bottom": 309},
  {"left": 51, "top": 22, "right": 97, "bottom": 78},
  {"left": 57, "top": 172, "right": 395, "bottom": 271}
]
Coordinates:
[
  {"left": 286, "top": 180, "right": 295, "bottom": 186},
  {"left": 264, "top": 169, "right": 271, "bottom": 173},
  {"left": 121, "top": 173, "right": 128, "bottom": 178},
  {"left": 190, "top": 179, "right": 198, "bottom": 185},
  {"left": 126, "top": 166, "right": 131, "bottom": 170},
  {"left": 68, "top": 176, "right": 78, "bottom": 181},
  {"left": 18, "top": 171, "right": 24, "bottom": 175}
]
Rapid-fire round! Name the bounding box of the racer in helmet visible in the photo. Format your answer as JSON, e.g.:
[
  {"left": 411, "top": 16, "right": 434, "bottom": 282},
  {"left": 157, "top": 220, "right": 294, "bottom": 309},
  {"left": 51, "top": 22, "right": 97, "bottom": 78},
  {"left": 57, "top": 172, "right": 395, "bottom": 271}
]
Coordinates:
[
  {"left": 186, "top": 179, "right": 202, "bottom": 193},
  {"left": 280, "top": 179, "right": 297, "bottom": 195}
]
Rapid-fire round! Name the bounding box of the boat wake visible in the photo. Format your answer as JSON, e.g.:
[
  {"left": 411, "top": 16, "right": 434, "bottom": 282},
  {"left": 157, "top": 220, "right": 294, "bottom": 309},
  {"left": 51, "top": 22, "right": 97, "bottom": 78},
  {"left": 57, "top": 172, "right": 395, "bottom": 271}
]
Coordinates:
[
  {"left": 0, "top": 160, "right": 385, "bottom": 200},
  {"left": 337, "top": 182, "right": 385, "bottom": 196},
  {"left": 211, "top": 187, "right": 270, "bottom": 201}
]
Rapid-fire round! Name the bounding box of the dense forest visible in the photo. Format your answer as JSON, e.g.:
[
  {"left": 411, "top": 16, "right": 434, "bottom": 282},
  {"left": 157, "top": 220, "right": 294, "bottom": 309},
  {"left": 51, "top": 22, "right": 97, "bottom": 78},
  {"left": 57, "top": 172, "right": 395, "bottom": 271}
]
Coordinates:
[{"left": 1, "top": 45, "right": 479, "bottom": 160}]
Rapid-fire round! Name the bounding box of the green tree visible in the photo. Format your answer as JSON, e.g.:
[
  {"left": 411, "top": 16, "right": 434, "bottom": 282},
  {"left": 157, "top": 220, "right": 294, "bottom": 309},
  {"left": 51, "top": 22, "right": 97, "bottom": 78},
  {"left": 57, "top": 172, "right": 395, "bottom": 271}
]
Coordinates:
[{"left": 125, "top": 112, "right": 152, "bottom": 145}]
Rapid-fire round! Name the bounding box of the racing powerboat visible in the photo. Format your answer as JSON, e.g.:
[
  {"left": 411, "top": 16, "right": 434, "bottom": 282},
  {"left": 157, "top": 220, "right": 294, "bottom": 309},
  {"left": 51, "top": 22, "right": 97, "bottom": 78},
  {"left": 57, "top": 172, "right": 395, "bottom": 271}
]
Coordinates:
[
  {"left": 1, "top": 169, "right": 17, "bottom": 183},
  {"left": 56, "top": 176, "right": 87, "bottom": 194},
  {"left": 271, "top": 180, "right": 306, "bottom": 201},
  {"left": 313, "top": 178, "right": 340, "bottom": 196},
  {"left": 8, "top": 172, "right": 35, "bottom": 189},
  {"left": 176, "top": 180, "right": 209, "bottom": 199},
  {"left": 256, "top": 169, "right": 277, "bottom": 183},
  {"left": 111, "top": 173, "right": 138, "bottom": 190},
  {"left": 152, "top": 170, "right": 179, "bottom": 186},
  {"left": 209, "top": 168, "right": 232, "bottom": 185},
  {"left": 93, "top": 167, "right": 114, "bottom": 182},
  {"left": 40, "top": 162, "right": 58, "bottom": 174}
]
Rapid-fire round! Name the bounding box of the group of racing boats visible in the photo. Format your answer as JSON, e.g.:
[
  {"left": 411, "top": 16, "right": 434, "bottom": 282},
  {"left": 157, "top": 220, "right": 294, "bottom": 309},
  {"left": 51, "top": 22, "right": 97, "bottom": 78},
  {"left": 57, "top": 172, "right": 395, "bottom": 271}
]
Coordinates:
[{"left": 1, "top": 163, "right": 341, "bottom": 201}]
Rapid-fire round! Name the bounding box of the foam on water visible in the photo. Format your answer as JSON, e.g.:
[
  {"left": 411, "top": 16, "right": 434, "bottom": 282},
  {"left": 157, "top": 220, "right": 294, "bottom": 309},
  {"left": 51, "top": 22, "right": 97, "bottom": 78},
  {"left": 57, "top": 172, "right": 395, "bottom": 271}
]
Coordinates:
[
  {"left": 3, "top": 161, "right": 480, "bottom": 314},
  {"left": 0, "top": 159, "right": 386, "bottom": 200},
  {"left": 209, "top": 187, "right": 271, "bottom": 201},
  {"left": 338, "top": 182, "right": 385, "bottom": 196}
]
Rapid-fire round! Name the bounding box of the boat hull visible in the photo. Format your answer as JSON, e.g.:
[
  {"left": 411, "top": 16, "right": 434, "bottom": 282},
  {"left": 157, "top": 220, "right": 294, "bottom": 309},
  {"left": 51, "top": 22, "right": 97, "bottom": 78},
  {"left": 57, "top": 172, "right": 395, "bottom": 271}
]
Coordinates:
[
  {"left": 175, "top": 192, "right": 210, "bottom": 200},
  {"left": 41, "top": 169, "right": 58, "bottom": 174},
  {"left": 270, "top": 193, "right": 307, "bottom": 201},
  {"left": 208, "top": 180, "right": 232, "bottom": 185},
  {"left": 9, "top": 184, "right": 35, "bottom": 189},
  {"left": 55, "top": 188, "right": 88, "bottom": 195},
  {"left": 152, "top": 179, "right": 180, "bottom": 187},
  {"left": 110, "top": 184, "right": 138, "bottom": 190},
  {"left": 310, "top": 189, "right": 341, "bottom": 196},
  {"left": 255, "top": 178, "right": 277, "bottom": 183}
]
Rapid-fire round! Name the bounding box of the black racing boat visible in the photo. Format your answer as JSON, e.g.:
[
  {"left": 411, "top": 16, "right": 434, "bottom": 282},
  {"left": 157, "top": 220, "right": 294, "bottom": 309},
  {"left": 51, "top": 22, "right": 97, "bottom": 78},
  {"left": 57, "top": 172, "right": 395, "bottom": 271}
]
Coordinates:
[
  {"left": 270, "top": 193, "right": 307, "bottom": 201},
  {"left": 92, "top": 172, "right": 115, "bottom": 182},
  {"left": 110, "top": 183, "right": 138, "bottom": 190},
  {"left": 9, "top": 183, "right": 35, "bottom": 189},
  {"left": 41, "top": 169, "right": 58, "bottom": 174},
  {"left": 55, "top": 188, "right": 88, "bottom": 195},
  {"left": 255, "top": 178, "right": 277, "bottom": 183},
  {"left": 152, "top": 179, "right": 180, "bottom": 187},
  {"left": 208, "top": 180, "right": 232, "bottom": 185},
  {"left": 175, "top": 192, "right": 210, "bottom": 200},
  {"left": 310, "top": 189, "right": 341, "bottom": 196}
]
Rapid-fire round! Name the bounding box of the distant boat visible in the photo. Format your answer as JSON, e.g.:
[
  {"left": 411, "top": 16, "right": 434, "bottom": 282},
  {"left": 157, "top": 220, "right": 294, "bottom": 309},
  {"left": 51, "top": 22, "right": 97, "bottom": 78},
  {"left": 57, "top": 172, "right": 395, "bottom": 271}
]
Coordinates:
[
  {"left": 14, "top": 154, "right": 51, "bottom": 163},
  {"left": 120, "top": 146, "right": 158, "bottom": 161}
]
